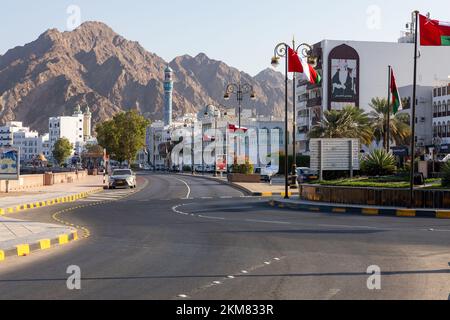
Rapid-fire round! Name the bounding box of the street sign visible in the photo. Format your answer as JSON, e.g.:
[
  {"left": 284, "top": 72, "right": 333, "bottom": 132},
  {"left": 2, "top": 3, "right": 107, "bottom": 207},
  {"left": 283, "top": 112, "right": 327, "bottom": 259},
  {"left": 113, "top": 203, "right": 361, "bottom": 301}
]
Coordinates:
[
  {"left": 0, "top": 147, "right": 20, "bottom": 180},
  {"left": 310, "top": 139, "right": 360, "bottom": 180}
]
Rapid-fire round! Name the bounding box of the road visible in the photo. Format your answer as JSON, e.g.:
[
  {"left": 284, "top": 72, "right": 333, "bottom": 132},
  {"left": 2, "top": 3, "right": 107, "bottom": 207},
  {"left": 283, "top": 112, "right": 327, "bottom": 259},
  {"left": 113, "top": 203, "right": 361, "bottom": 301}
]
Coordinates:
[{"left": 0, "top": 173, "right": 449, "bottom": 300}]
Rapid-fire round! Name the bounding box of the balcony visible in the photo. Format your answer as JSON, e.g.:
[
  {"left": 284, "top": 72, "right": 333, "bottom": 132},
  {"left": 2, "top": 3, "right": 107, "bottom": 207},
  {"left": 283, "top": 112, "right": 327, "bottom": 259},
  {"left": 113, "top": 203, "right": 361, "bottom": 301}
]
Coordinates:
[{"left": 307, "top": 97, "right": 322, "bottom": 108}]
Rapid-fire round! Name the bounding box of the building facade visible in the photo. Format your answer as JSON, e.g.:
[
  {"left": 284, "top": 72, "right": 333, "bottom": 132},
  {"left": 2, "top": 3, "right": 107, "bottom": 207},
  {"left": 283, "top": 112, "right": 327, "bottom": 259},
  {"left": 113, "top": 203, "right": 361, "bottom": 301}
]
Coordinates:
[
  {"left": 296, "top": 39, "right": 450, "bottom": 153},
  {"left": 0, "top": 122, "right": 49, "bottom": 162},
  {"left": 432, "top": 83, "right": 450, "bottom": 155},
  {"left": 48, "top": 105, "right": 92, "bottom": 159}
]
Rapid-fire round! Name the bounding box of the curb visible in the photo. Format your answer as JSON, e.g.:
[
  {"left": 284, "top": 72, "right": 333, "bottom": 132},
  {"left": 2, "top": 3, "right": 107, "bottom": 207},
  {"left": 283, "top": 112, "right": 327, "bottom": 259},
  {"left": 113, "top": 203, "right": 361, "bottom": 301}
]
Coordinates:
[
  {"left": 268, "top": 200, "right": 450, "bottom": 219},
  {"left": 0, "top": 187, "right": 104, "bottom": 216},
  {"left": 174, "top": 173, "right": 299, "bottom": 198},
  {"left": 0, "top": 230, "right": 79, "bottom": 263}
]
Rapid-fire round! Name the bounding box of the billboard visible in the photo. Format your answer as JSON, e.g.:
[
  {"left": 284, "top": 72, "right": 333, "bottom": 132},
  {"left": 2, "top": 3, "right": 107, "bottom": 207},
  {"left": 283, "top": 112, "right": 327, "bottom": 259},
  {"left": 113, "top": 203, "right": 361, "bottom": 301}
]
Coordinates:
[
  {"left": 328, "top": 44, "right": 360, "bottom": 110},
  {"left": 0, "top": 147, "right": 20, "bottom": 180}
]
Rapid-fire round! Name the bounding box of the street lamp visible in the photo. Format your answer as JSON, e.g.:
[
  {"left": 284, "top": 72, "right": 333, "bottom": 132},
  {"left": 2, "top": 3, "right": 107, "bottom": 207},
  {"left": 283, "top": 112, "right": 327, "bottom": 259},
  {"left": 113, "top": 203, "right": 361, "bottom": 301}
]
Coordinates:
[
  {"left": 223, "top": 82, "right": 256, "bottom": 129},
  {"left": 224, "top": 83, "right": 256, "bottom": 167},
  {"left": 271, "top": 41, "right": 317, "bottom": 199},
  {"left": 205, "top": 107, "right": 223, "bottom": 177},
  {"left": 184, "top": 120, "right": 196, "bottom": 175}
]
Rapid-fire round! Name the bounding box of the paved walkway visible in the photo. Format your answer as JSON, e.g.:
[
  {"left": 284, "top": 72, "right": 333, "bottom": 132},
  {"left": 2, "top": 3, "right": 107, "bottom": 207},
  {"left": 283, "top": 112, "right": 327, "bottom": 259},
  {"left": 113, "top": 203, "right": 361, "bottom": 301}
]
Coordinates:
[
  {"left": 0, "top": 175, "right": 104, "bottom": 260},
  {"left": 0, "top": 175, "right": 104, "bottom": 213}
]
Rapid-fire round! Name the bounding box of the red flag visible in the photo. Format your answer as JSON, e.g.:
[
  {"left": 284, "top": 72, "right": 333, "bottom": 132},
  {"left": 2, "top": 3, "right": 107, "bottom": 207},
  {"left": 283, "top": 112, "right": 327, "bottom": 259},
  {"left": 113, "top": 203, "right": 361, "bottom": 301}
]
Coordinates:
[
  {"left": 419, "top": 14, "right": 450, "bottom": 46},
  {"left": 288, "top": 47, "right": 303, "bottom": 73}
]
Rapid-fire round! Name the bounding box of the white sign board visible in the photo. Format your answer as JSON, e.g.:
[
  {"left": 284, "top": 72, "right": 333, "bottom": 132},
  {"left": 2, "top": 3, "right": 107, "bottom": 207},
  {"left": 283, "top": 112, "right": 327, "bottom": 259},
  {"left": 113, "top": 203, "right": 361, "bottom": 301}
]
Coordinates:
[{"left": 310, "top": 139, "right": 359, "bottom": 178}]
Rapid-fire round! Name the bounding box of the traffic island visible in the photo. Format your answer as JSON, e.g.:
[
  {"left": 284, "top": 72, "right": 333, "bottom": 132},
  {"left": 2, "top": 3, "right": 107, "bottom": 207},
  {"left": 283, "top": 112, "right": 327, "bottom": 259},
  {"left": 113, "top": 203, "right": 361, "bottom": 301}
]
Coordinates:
[{"left": 268, "top": 198, "right": 450, "bottom": 219}]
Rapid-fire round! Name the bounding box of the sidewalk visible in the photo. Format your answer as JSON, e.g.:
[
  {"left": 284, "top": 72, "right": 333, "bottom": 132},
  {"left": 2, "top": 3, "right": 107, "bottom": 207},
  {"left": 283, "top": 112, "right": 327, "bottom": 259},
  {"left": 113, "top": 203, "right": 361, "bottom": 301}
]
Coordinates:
[
  {"left": 0, "top": 175, "right": 105, "bottom": 215},
  {"left": 0, "top": 175, "right": 104, "bottom": 261},
  {"left": 0, "top": 216, "right": 78, "bottom": 260}
]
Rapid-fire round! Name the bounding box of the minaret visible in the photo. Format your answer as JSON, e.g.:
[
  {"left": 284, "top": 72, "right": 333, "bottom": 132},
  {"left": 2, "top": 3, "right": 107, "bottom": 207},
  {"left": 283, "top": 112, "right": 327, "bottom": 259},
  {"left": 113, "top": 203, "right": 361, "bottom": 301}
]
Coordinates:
[
  {"left": 163, "top": 65, "right": 174, "bottom": 127},
  {"left": 83, "top": 105, "right": 92, "bottom": 141}
]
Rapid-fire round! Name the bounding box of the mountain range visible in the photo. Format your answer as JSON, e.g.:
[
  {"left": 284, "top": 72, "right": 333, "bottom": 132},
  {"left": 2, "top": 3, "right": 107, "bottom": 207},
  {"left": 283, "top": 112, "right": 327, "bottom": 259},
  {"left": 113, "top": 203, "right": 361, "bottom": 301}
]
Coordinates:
[{"left": 0, "top": 21, "right": 291, "bottom": 133}]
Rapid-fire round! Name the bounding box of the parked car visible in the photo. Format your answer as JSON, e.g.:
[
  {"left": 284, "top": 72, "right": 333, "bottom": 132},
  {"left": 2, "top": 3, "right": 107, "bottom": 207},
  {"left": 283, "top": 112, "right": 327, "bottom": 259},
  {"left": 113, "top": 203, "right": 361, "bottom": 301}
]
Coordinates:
[
  {"left": 296, "top": 167, "right": 319, "bottom": 183},
  {"left": 108, "top": 169, "right": 137, "bottom": 189},
  {"left": 255, "top": 166, "right": 278, "bottom": 182}
]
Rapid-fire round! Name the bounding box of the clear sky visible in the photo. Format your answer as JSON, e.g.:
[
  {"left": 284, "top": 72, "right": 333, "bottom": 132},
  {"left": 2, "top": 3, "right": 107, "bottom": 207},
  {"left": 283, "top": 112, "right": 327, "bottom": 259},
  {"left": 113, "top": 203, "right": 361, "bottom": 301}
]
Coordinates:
[{"left": 1, "top": 0, "right": 449, "bottom": 76}]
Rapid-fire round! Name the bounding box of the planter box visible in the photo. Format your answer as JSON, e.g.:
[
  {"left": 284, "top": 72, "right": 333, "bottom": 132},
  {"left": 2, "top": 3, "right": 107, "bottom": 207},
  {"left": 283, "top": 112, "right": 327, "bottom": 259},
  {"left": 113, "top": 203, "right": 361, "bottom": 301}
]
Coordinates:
[{"left": 227, "top": 173, "right": 261, "bottom": 183}]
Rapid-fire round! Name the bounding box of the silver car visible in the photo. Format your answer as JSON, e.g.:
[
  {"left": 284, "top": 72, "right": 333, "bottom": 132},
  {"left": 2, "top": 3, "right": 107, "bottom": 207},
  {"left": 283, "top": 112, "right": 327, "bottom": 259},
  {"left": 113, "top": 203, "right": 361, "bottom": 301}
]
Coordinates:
[{"left": 108, "top": 169, "right": 137, "bottom": 189}]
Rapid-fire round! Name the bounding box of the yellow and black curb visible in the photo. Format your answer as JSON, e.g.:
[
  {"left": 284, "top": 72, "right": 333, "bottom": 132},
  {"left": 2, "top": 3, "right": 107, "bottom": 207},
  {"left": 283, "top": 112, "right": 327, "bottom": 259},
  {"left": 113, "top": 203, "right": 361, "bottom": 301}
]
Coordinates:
[
  {"left": 0, "top": 230, "right": 79, "bottom": 262},
  {"left": 0, "top": 187, "right": 104, "bottom": 216},
  {"left": 268, "top": 200, "right": 450, "bottom": 219}
]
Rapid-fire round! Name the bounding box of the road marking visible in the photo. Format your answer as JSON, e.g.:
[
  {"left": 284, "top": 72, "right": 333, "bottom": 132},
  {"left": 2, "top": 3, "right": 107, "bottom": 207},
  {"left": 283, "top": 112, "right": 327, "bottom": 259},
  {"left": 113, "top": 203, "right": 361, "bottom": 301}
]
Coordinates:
[
  {"left": 324, "top": 288, "right": 341, "bottom": 300},
  {"left": 245, "top": 219, "right": 291, "bottom": 225},
  {"left": 178, "top": 294, "right": 189, "bottom": 299},
  {"left": 175, "top": 178, "right": 191, "bottom": 199}
]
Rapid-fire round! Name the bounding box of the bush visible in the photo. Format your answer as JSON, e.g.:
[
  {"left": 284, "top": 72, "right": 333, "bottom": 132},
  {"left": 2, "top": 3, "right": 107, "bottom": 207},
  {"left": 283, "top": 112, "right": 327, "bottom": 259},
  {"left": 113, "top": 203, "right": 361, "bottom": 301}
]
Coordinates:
[
  {"left": 442, "top": 162, "right": 450, "bottom": 187},
  {"left": 232, "top": 160, "right": 254, "bottom": 174},
  {"left": 360, "top": 149, "right": 397, "bottom": 176}
]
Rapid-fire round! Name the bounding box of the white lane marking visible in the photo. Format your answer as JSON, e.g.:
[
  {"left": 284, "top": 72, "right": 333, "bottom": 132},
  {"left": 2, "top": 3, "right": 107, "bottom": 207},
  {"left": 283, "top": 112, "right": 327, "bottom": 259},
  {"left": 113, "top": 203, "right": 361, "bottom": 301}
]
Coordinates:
[
  {"left": 201, "top": 197, "right": 213, "bottom": 199},
  {"left": 175, "top": 178, "right": 191, "bottom": 199},
  {"left": 245, "top": 219, "right": 291, "bottom": 225},
  {"left": 198, "top": 215, "right": 226, "bottom": 220},
  {"left": 213, "top": 281, "right": 222, "bottom": 285},
  {"left": 227, "top": 276, "right": 235, "bottom": 279},
  {"left": 178, "top": 294, "right": 189, "bottom": 299},
  {"left": 324, "top": 289, "right": 341, "bottom": 300},
  {"left": 241, "top": 270, "right": 248, "bottom": 274}
]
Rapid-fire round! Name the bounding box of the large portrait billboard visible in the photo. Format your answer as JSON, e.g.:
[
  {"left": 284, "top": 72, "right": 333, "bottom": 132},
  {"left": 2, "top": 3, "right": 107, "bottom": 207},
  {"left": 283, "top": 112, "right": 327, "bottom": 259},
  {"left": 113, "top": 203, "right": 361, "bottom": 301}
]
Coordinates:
[
  {"left": 328, "top": 44, "right": 360, "bottom": 110},
  {"left": 0, "top": 147, "right": 20, "bottom": 180}
]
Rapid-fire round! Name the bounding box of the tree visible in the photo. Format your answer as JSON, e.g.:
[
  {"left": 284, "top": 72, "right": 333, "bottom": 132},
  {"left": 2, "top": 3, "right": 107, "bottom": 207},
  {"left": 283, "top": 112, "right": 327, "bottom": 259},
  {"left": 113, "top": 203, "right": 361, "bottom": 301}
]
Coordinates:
[
  {"left": 368, "top": 97, "right": 411, "bottom": 148},
  {"left": 52, "top": 138, "right": 73, "bottom": 166},
  {"left": 96, "top": 110, "right": 150, "bottom": 165},
  {"left": 309, "top": 105, "right": 374, "bottom": 145}
]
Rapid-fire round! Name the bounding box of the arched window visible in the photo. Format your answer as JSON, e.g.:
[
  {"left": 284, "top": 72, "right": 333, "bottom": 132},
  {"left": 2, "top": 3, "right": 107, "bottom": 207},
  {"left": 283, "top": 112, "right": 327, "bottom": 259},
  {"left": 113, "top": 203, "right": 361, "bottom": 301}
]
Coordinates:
[
  {"left": 438, "top": 122, "right": 442, "bottom": 137},
  {"left": 438, "top": 102, "right": 442, "bottom": 116},
  {"left": 447, "top": 121, "right": 450, "bottom": 137},
  {"left": 434, "top": 102, "right": 438, "bottom": 117}
]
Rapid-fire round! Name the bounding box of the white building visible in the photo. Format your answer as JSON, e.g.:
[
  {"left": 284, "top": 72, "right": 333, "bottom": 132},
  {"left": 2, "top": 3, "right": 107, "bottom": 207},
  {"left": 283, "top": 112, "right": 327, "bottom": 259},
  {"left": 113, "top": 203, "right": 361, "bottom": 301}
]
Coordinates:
[
  {"left": 295, "top": 38, "right": 450, "bottom": 153},
  {"left": 147, "top": 105, "right": 287, "bottom": 170},
  {"left": 48, "top": 105, "right": 92, "bottom": 159},
  {"left": 432, "top": 83, "right": 450, "bottom": 154},
  {"left": 0, "top": 122, "right": 49, "bottom": 162},
  {"left": 398, "top": 85, "right": 434, "bottom": 149}
]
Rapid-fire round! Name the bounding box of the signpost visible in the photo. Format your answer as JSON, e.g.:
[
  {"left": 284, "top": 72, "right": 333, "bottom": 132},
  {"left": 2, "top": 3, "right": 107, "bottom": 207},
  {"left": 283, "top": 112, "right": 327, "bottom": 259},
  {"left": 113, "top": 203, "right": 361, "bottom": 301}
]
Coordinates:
[
  {"left": 309, "top": 139, "right": 360, "bottom": 180},
  {"left": 0, "top": 147, "right": 20, "bottom": 193}
]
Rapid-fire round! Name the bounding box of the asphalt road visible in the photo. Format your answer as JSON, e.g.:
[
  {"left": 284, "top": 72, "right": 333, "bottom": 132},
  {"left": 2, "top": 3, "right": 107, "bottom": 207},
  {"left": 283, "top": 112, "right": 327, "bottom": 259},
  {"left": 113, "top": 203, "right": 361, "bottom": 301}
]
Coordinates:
[{"left": 0, "top": 173, "right": 449, "bottom": 300}]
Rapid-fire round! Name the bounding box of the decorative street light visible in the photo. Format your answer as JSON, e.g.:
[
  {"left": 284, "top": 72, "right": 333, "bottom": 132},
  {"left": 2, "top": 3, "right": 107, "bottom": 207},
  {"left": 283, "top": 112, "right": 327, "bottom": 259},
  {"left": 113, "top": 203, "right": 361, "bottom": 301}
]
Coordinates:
[
  {"left": 224, "top": 82, "right": 256, "bottom": 165},
  {"left": 223, "top": 82, "right": 256, "bottom": 129},
  {"left": 271, "top": 40, "right": 317, "bottom": 199},
  {"left": 184, "top": 119, "right": 196, "bottom": 175}
]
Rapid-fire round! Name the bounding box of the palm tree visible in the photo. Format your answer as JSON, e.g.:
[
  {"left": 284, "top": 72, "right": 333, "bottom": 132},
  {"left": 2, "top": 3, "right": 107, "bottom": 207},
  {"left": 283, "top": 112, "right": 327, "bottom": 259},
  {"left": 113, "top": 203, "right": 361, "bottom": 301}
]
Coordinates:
[
  {"left": 309, "top": 105, "right": 374, "bottom": 145},
  {"left": 368, "top": 97, "right": 411, "bottom": 148}
]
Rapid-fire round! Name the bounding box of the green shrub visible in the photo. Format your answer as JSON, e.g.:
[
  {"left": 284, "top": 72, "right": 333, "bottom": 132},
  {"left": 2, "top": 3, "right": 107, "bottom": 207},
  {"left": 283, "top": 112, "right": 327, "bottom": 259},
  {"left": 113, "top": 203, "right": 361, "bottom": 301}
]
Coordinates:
[
  {"left": 232, "top": 160, "right": 254, "bottom": 174},
  {"left": 361, "top": 149, "right": 397, "bottom": 176},
  {"left": 442, "top": 162, "right": 450, "bottom": 187}
]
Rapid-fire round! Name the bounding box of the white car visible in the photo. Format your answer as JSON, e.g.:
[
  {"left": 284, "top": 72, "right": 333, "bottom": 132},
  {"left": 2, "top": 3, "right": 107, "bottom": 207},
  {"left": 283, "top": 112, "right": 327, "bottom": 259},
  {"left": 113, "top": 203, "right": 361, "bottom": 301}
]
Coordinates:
[{"left": 108, "top": 169, "right": 137, "bottom": 189}]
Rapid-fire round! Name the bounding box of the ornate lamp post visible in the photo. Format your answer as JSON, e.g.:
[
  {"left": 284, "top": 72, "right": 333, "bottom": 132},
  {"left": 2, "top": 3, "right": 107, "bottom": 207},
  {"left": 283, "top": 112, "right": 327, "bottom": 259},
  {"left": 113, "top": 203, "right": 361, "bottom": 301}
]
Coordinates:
[
  {"left": 271, "top": 41, "right": 317, "bottom": 199},
  {"left": 224, "top": 82, "right": 256, "bottom": 129},
  {"left": 224, "top": 82, "right": 256, "bottom": 166},
  {"left": 184, "top": 120, "right": 196, "bottom": 175}
]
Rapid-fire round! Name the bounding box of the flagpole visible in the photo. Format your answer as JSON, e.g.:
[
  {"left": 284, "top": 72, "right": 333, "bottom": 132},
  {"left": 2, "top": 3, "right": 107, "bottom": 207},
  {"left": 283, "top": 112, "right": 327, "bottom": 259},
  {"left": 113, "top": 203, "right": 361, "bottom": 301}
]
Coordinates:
[
  {"left": 386, "top": 65, "right": 392, "bottom": 152},
  {"left": 409, "top": 10, "right": 420, "bottom": 208},
  {"left": 284, "top": 44, "right": 289, "bottom": 199},
  {"left": 292, "top": 37, "right": 298, "bottom": 190}
]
